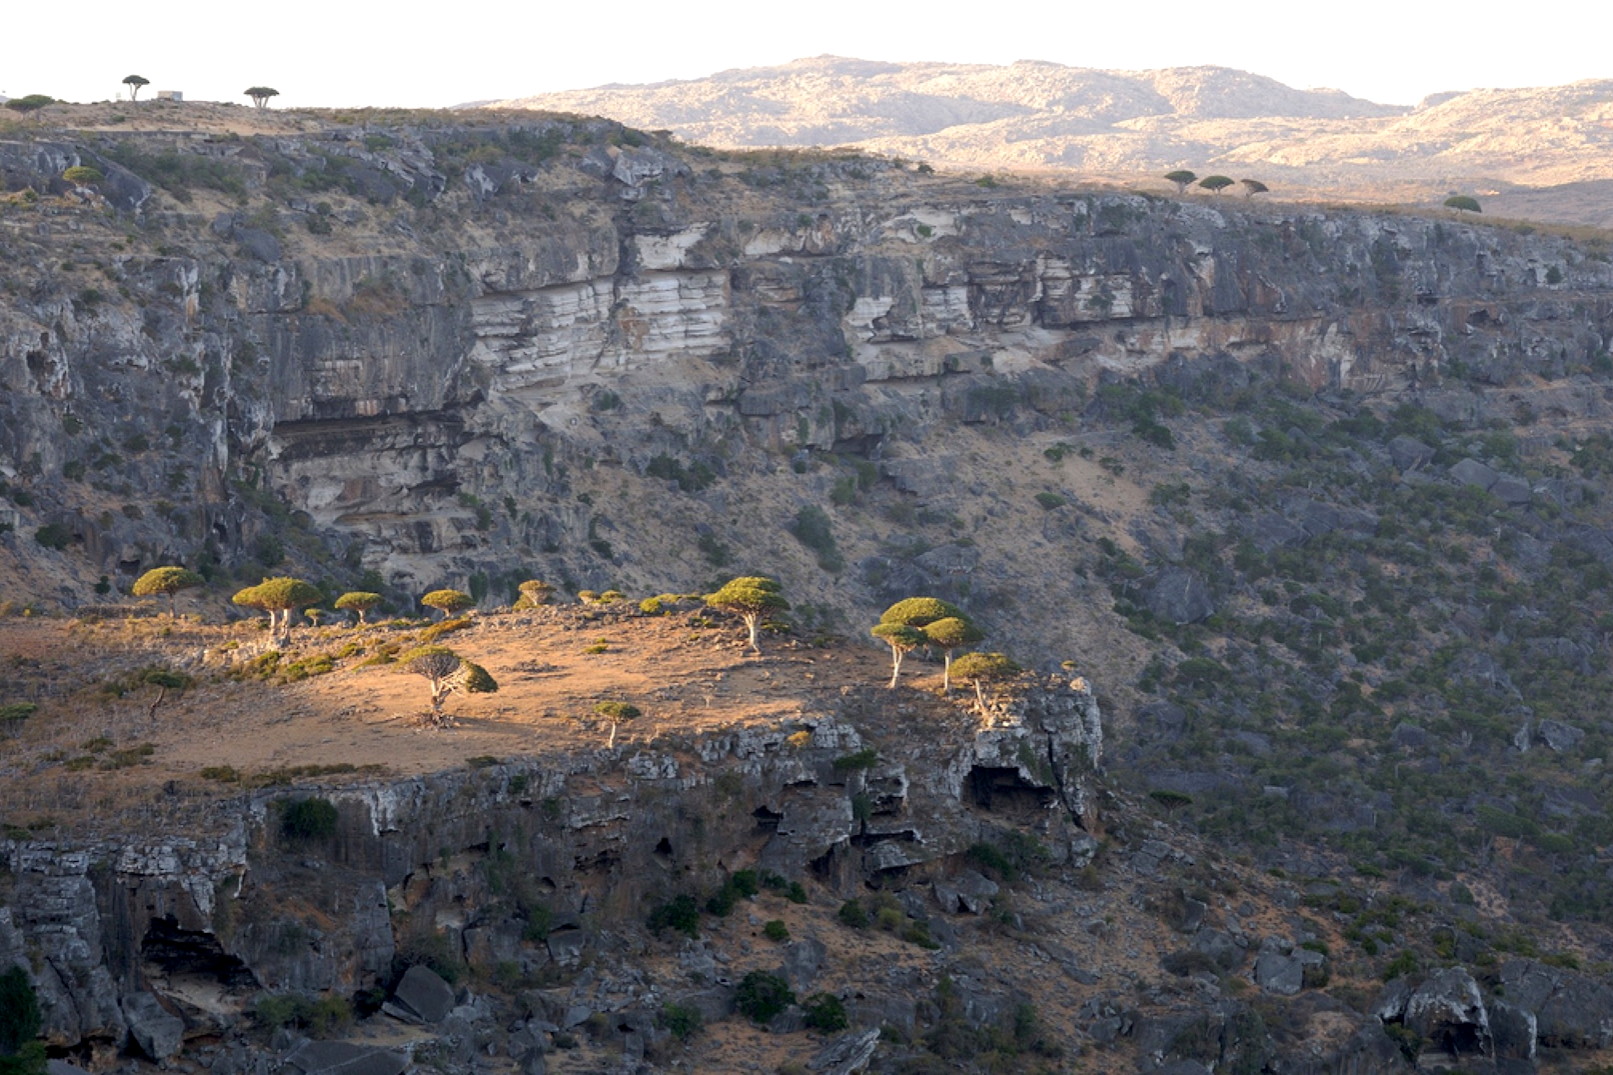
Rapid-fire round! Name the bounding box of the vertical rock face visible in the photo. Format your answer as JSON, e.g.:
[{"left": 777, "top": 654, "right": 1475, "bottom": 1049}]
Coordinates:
[
  {"left": 0, "top": 682, "right": 1100, "bottom": 1055},
  {"left": 1, "top": 124, "right": 1610, "bottom": 608}
]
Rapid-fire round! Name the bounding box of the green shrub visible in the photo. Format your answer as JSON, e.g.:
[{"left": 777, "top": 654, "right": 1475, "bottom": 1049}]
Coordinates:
[
  {"left": 280, "top": 654, "right": 335, "bottom": 682},
  {"left": 832, "top": 748, "right": 879, "bottom": 772},
  {"left": 280, "top": 798, "right": 339, "bottom": 841},
  {"left": 419, "top": 615, "right": 473, "bottom": 643},
  {"left": 251, "top": 992, "right": 352, "bottom": 1036},
  {"left": 659, "top": 1002, "right": 703, "bottom": 1042},
  {"left": 837, "top": 899, "right": 869, "bottom": 929},
  {"left": 803, "top": 992, "right": 849, "bottom": 1032},
  {"left": 902, "top": 921, "right": 941, "bottom": 949},
  {"left": 1382, "top": 950, "right": 1420, "bottom": 981},
  {"left": 789, "top": 505, "right": 843, "bottom": 572},
  {"left": 735, "top": 971, "right": 795, "bottom": 1024},
  {"left": 648, "top": 895, "right": 700, "bottom": 938},
  {"left": 0, "top": 965, "right": 43, "bottom": 1065},
  {"left": 33, "top": 523, "right": 71, "bottom": 550},
  {"left": 763, "top": 919, "right": 790, "bottom": 942},
  {"left": 0, "top": 703, "right": 38, "bottom": 724}
]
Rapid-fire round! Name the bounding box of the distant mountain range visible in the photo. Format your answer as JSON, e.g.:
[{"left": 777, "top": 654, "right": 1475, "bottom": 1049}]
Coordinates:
[{"left": 481, "top": 56, "right": 1613, "bottom": 228}]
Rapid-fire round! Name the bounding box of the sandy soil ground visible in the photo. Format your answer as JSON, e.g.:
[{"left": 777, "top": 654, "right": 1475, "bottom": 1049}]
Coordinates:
[{"left": 0, "top": 604, "right": 905, "bottom": 834}]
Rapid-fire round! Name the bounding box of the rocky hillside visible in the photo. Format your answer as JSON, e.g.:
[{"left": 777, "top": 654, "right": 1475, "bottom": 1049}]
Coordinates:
[
  {"left": 485, "top": 56, "right": 1613, "bottom": 227},
  {"left": 5, "top": 107, "right": 1613, "bottom": 1071},
  {"left": 1, "top": 607, "right": 1610, "bottom": 1075}
]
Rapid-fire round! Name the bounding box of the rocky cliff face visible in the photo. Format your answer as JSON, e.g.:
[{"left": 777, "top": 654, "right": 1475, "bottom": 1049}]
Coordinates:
[
  {"left": 2, "top": 120, "right": 1609, "bottom": 642},
  {"left": 0, "top": 680, "right": 1100, "bottom": 1067}
]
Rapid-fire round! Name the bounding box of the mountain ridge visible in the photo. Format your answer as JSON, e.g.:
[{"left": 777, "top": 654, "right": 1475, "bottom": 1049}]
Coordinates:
[{"left": 482, "top": 56, "right": 1613, "bottom": 227}]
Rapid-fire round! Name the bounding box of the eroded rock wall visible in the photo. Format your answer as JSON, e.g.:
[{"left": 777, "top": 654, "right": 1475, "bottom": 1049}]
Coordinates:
[
  {"left": 2, "top": 128, "right": 1611, "bottom": 610},
  {"left": 0, "top": 683, "right": 1099, "bottom": 1057}
]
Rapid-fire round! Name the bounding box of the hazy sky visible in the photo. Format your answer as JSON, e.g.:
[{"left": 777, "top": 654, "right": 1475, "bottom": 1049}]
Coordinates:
[{"left": 6, "top": 1, "right": 1604, "bottom": 110}]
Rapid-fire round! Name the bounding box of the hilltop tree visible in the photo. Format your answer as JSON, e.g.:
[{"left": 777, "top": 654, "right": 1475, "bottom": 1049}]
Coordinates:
[
  {"left": 923, "top": 616, "right": 985, "bottom": 692},
  {"left": 421, "top": 589, "right": 473, "bottom": 620},
  {"left": 871, "top": 623, "right": 925, "bottom": 688},
  {"left": 122, "top": 75, "right": 149, "bottom": 101},
  {"left": 1198, "top": 175, "right": 1235, "bottom": 195},
  {"left": 232, "top": 577, "right": 322, "bottom": 634},
  {"left": 334, "top": 591, "right": 382, "bottom": 624},
  {"left": 244, "top": 86, "right": 279, "bottom": 109},
  {"left": 595, "top": 700, "right": 641, "bottom": 748},
  {"left": 706, "top": 576, "right": 789, "bottom": 654},
  {"left": 1164, "top": 169, "right": 1197, "bottom": 194},
  {"left": 131, "top": 566, "right": 203, "bottom": 617},
  {"left": 879, "top": 597, "right": 965, "bottom": 630},
  {"left": 399, "top": 646, "right": 497, "bottom": 725},
  {"left": 1240, "top": 178, "right": 1270, "bottom": 198},
  {"left": 513, "top": 579, "right": 555, "bottom": 608},
  {"left": 1444, "top": 195, "right": 1482, "bottom": 213},
  {"left": 3, "top": 95, "right": 56, "bottom": 113},
  {"left": 950, "top": 652, "right": 1022, "bottom": 718}
]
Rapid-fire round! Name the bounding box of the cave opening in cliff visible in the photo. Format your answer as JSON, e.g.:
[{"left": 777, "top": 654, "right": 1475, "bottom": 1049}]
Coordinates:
[
  {"left": 1428, "top": 1020, "right": 1487, "bottom": 1057},
  {"left": 967, "top": 766, "right": 1055, "bottom": 814},
  {"left": 141, "top": 915, "right": 256, "bottom": 987},
  {"left": 752, "top": 806, "right": 782, "bottom": 832}
]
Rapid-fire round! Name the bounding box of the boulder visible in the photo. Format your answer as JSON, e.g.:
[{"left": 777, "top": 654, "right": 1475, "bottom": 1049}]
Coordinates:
[
  {"left": 1252, "top": 939, "right": 1323, "bottom": 996},
  {"left": 1450, "top": 457, "right": 1500, "bottom": 490},
  {"left": 1192, "top": 929, "right": 1246, "bottom": 972},
  {"left": 1490, "top": 475, "right": 1533, "bottom": 504},
  {"left": 1245, "top": 513, "right": 1309, "bottom": 551},
  {"left": 1283, "top": 495, "right": 1378, "bottom": 539},
  {"left": 782, "top": 936, "right": 828, "bottom": 989},
  {"left": 121, "top": 991, "right": 184, "bottom": 1061},
  {"left": 1391, "top": 722, "right": 1429, "bottom": 750},
  {"left": 1142, "top": 567, "right": 1215, "bottom": 624},
  {"left": 1498, "top": 958, "right": 1613, "bottom": 1048},
  {"left": 933, "top": 870, "right": 1000, "bottom": 915},
  {"left": 381, "top": 964, "right": 455, "bottom": 1025},
  {"left": 808, "top": 1027, "right": 880, "bottom": 1073},
  {"left": 1537, "top": 720, "right": 1586, "bottom": 753},
  {"left": 1388, "top": 435, "right": 1435, "bottom": 470},
  {"left": 280, "top": 1040, "right": 408, "bottom": 1075},
  {"left": 1404, "top": 967, "right": 1490, "bottom": 1055},
  {"left": 1489, "top": 998, "right": 1537, "bottom": 1061}
]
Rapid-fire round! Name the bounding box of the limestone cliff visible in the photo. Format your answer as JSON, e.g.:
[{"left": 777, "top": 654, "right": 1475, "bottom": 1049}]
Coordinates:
[
  {"left": 0, "top": 680, "right": 1100, "bottom": 1068},
  {"left": 1, "top": 118, "right": 1609, "bottom": 664}
]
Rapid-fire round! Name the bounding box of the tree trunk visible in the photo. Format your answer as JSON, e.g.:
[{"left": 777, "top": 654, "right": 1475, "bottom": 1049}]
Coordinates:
[
  {"left": 744, "top": 613, "right": 761, "bottom": 654},
  {"left": 942, "top": 652, "right": 954, "bottom": 693},
  {"left": 888, "top": 648, "right": 905, "bottom": 688}
]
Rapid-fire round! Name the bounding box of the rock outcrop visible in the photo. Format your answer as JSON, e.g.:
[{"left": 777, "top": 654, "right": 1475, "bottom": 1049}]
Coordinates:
[{"left": 0, "top": 682, "right": 1099, "bottom": 1062}]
